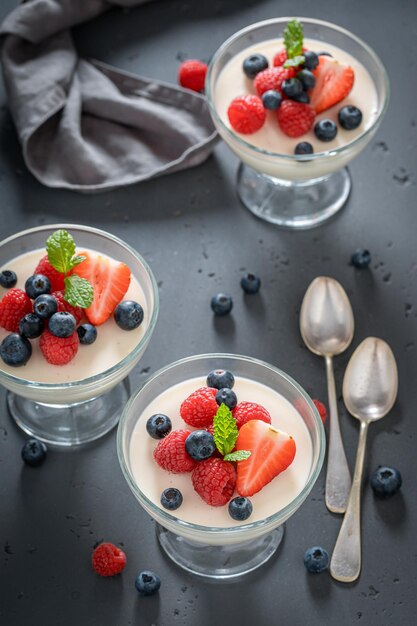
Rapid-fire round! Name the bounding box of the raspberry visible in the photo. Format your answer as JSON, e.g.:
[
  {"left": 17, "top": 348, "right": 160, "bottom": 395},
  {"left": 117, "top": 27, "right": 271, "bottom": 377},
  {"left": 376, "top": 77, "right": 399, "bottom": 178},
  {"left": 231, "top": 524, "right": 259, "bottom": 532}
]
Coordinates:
[
  {"left": 178, "top": 60, "right": 208, "bottom": 92},
  {"left": 180, "top": 387, "right": 218, "bottom": 428},
  {"left": 277, "top": 100, "right": 316, "bottom": 138},
  {"left": 153, "top": 429, "right": 197, "bottom": 473},
  {"left": 52, "top": 290, "right": 83, "bottom": 325},
  {"left": 254, "top": 66, "right": 296, "bottom": 96},
  {"left": 232, "top": 401, "right": 271, "bottom": 430},
  {"left": 92, "top": 542, "right": 126, "bottom": 577},
  {"left": 227, "top": 95, "right": 266, "bottom": 134},
  {"left": 312, "top": 399, "right": 327, "bottom": 424},
  {"left": 34, "top": 255, "right": 65, "bottom": 292},
  {"left": 0, "top": 288, "right": 32, "bottom": 332},
  {"left": 192, "top": 458, "right": 236, "bottom": 506},
  {"left": 39, "top": 329, "right": 79, "bottom": 365}
]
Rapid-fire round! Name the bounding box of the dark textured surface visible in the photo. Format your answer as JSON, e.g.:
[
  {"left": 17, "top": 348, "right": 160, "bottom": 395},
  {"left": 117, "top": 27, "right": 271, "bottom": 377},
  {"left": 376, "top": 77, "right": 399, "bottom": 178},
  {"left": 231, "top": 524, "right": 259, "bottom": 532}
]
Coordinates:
[{"left": 0, "top": 1, "right": 416, "bottom": 625}]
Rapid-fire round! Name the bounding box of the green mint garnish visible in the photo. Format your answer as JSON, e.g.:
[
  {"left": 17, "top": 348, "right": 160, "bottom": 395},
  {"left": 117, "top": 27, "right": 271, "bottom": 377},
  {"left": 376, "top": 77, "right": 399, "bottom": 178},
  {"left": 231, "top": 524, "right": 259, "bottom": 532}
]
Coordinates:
[
  {"left": 64, "top": 275, "right": 94, "bottom": 309},
  {"left": 213, "top": 403, "right": 251, "bottom": 461},
  {"left": 283, "top": 54, "right": 305, "bottom": 68},
  {"left": 223, "top": 450, "right": 251, "bottom": 462},
  {"left": 283, "top": 19, "right": 305, "bottom": 64}
]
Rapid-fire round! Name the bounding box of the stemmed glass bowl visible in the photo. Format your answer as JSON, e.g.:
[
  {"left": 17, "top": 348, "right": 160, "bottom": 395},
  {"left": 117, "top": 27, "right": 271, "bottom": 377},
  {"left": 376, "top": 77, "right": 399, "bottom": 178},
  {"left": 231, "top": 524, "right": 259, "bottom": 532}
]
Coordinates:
[
  {"left": 117, "top": 353, "right": 325, "bottom": 580},
  {"left": 206, "top": 17, "right": 389, "bottom": 229},
  {"left": 0, "top": 224, "right": 159, "bottom": 447}
]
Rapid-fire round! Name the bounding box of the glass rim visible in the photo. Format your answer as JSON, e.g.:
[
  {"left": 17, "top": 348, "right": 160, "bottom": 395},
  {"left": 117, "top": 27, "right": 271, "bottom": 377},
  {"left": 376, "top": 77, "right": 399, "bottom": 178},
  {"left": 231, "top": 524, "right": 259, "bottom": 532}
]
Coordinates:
[
  {"left": 117, "top": 352, "right": 326, "bottom": 537},
  {"left": 0, "top": 223, "right": 159, "bottom": 391},
  {"left": 205, "top": 16, "right": 390, "bottom": 161}
]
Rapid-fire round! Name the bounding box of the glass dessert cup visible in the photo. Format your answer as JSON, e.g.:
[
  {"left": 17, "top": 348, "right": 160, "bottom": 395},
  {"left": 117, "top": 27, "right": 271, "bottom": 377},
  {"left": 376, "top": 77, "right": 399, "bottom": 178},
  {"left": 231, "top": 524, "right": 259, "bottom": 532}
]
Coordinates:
[
  {"left": 0, "top": 224, "right": 159, "bottom": 447},
  {"left": 206, "top": 17, "right": 389, "bottom": 229},
  {"left": 117, "top": 354, "right": 325, "bottom": 580}
]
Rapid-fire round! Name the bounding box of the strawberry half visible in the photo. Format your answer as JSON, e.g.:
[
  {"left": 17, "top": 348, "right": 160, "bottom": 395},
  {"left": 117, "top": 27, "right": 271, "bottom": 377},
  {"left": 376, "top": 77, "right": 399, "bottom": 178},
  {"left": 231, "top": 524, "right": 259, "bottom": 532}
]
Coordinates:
[
  {"left": 71, "top": 251, "right": 131, "bottom": 325},
  {"left": 309, "top": 56, "right": 355, "bottom": 114},
  {"left": 235, "top": 419, "right": 296, "bottom": 497}
]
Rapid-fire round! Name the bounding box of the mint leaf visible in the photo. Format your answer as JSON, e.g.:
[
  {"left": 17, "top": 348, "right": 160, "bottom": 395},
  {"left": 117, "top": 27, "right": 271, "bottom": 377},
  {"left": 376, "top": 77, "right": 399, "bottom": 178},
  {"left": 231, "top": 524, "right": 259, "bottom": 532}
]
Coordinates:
[
  {"left": 283, "top": 54, "right": 305, "bottom": 68},
  {"left": 284, "top": 19, "right": 303, "bottom": 59},
  {"left": 213, "top": 403, "right": 238, "bottom": 456},
  {"left": 70, "top": 254, "right": 86, "bottom": 269},
  {"left": 223, "top": 450, "right": 251, "bottom": 462},
  {"left": 46, "top": 229, "right": 76, "bottom": 274},
  {"left": 64, "top": 275, "right": 94, "bottom": 309}
]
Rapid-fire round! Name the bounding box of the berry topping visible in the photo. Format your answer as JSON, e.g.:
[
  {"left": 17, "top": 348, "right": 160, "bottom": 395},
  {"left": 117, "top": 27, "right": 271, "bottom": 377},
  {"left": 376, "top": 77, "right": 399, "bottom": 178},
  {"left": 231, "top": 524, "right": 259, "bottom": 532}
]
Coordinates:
[
  {"left": 370, "top": 466, "right": 402, "bottom": 498},
  {"left": 227, "top": 95, "right": 266, "bottom": 134},
  {"left": 19, "top": 313, "right": 44, "bottom": 339},
  {"left": 178, "top": 60, "right": 208, "bottom": 92},
  {"left": 294, "top": 141, "right": 314, "bottom": 155},
  {"left": 207, "top": 369, "right": 235, "bottom": 390},
  {"left": 309, "top": 56, "right": 355, "bottom": 114},
  {"left": 240, "top": 273, "right": 261, "bottom": 294},
  {"left": 261, "top": 89, "right": 282, "bottom": 110},
  {"left": 228, "top": 496, "right": 253, "bottom": 521},
  {"left": 160, "top": 487, "right": 183, "bottom": 510},
  {"left": 77, "top": 323, "right": 97, "bottom": 345},
  {"left": 254, "top": 66, "right": 296, "bottom": 97},
  {"left": 25, "top": 274, "right": 51, "bottom": 299},
  {"left": 338, "top": 105, "right": 363, "bottom": 130},
  {"left": 232, "top": 401, "right": 272, "bottom": 430},
  {"left": 39, "top": 329, "right": 79, "bottom": 365},
  {"left": 303, "top": 50, "right": 319, "bottom": 70},
  {"left": 153, "top": 429, "right": 197, "bottom": 473},
  {"left": 314, "top": 119, "right": 338, "bottom": 142},
  {"left": 52, "top": 290, "right": 83, "bottom": 325},
  {"left": 135, "top": 570, "right": 161, "bottom": 596},
  {"left": 0, "top": 288, "right": 32, "bottom": 332},
  {"left": 33, "top": 255, "right": 65, "bottom": 292},
  {"left": 33, "top": 294, "right": 58, "bottom": 319},
  {"left": 277, "top": 100, "right": 316, "bottom": 138},
  {"left": 235, "top": 420, "right": 296, "bottom": 497},
  {"left": 0, "top": 270, "right": 17, "bottom": 289},
  {"left": 92, "top": 542, "right": 127, "bottom": 577},
  {"left": 273, "top": 48, "right": 289, "bottom": 67},
  {"left": 191, "top": 457, "right": 236, "bottom": 506},
  {"left": 297, "top": 68, "right": 316, "bottom": 90},
  {"left": 114, "top": 300, "right": 144, "bottom": 330},
  {"left": 304, "top": 546, "right": 330, "bottom": 573},
  {"left": 351, "top": 248, "right": 371, "bottom": 269},
  {"left": 180, "top": 386, "right": 218, "bottom": 428},
  {"left": 292, "top": 91, "right": 310, "bottom": 104},
  {"left": 146, "top": 413, "right": 172, "bottom": 439},
  {"left": 211, "top": 293, "right": 233, "bottom": 316},
  {"left": 242, "top": 53, "right": 269, "bottom": 79},
  {"left": 185, "top": 430, "right": 216, "bottom": 461},
  {"left": 282, "top": 77, "right": 303, "bottom": 99},
  {"left": 21, "top": 438, "right": 47, "bottom": 466},
  {"left": 48, "top": 311, "right": 76, "bottom": 338},
  {"left": 215, "top": 388, "right": 237, "bottom": 410},
  {"left": 71, "top": 251, "right": 131, "bottom": 325},
  {"left": 0, "top": 333, "right": 32, "bottom": 366},
  {"left": 312, "top": 399, "right": 327, "bottom": 424}
]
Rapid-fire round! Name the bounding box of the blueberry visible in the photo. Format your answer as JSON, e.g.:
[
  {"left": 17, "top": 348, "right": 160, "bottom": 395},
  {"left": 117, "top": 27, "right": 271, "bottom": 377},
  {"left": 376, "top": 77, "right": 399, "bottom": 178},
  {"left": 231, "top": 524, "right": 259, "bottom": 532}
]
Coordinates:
[
  {"left": 215, "top": 387, "right": 237, "bottom": 410},
  {"left": 160, "top": 487, "right": 183, "bottom": 510},
  {"left": 0, "top": 270, "right": 17, "bottom": 288},
  {"left": 294, "top": 142, "right": 314, "bottom": 155},
  {"left": 206, "top": 369, "right": 235, "bottom": 390},
  {"left": 77, "top": 323, "right": 97, "bottom": 345},
  {"left": 21, "top": 438, "right": 47, "bottom": 466},
  {"left": 240, "top": 273, "right": 261, "bottom": 294},
  {"left": 292, "top": 91, "right": 310, "bottom": 104},
  {"left": 19, "top": 313, "right": 44, "bottom": 339},
  {"left": 0, "top": 333, "right": 32, "bottom": 366},
  {"left": 303, "top": 546, "right": 330, "bottom": 573},
  {"left": 314, "top": 119, "right": 338, "bottom": 141},
  {"left": 282, "top": 77, "right": 303, "bottom": 99},
  {"left": 297, "top": 69, "right": 316, "bottom": 90},
  {"left": 370, "top": 466, "right": 402, "bottom": 498},
  {"left": 185, "top": 430, "right": 216, "bottom": 461},
  {"left": 114, "top": 300, "right": 144, "bottom": 330},
  {"left": 33, "top": 294, "right": 58, "bottom": 319},
  {"left": 228, "top": 496, "right": 253, "bottom": 521},
  {"left": 146, "top": 413, "right": 172, "bottom": 439},
  {"left": 261, "top": 89, "right": 282, "bottom": 110},
  {"left": 211, "top": 293, "right": 233, "bottom": 316},
  {"left": 25, "top": 274, "right": 51, "bottom": 299},
  {"left": 303, "top": 50, "right": 319, "bottom": 70},
  {"left": 242, "top": 53, "right": 269, "bottom": 79},
  {"left": 135, "top": 570, "right": 161, "bottom": 596},
  {"left": 338, "top": 105, "right": 363, "bottom": 130},
  {"left": 48, "top": 311, "right": 76, "bottom": 338},
  {"left": 351, "top": 248, "right": 371, "bottom": 269}
]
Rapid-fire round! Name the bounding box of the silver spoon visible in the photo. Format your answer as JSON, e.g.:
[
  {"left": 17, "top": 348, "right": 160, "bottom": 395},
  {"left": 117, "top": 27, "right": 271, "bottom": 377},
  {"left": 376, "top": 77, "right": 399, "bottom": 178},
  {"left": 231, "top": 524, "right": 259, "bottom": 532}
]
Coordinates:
[
  {"left": 330, "top": 337, "right": 398, "bottom": 582},
  {"left": 300, "top": 276, "right": 354, "bottom": 513}
]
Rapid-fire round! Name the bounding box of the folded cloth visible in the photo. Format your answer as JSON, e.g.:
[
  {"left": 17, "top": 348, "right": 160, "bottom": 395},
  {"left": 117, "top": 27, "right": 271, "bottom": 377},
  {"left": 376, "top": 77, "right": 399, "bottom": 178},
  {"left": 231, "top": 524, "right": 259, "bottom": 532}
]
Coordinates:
[{"left": 0, "top": 0, "right": 218, "bottom": 192}]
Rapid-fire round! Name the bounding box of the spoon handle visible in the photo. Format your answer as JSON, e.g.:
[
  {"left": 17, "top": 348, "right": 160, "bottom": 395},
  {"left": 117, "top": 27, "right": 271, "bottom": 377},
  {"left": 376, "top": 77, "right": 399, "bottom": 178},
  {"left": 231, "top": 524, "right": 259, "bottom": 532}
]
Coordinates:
[
  {"left": 330, "top": 420, "right": 369, "bottom": 582},
  {"left": 324, "top": 356, "right": 351, "bottom": 513}
]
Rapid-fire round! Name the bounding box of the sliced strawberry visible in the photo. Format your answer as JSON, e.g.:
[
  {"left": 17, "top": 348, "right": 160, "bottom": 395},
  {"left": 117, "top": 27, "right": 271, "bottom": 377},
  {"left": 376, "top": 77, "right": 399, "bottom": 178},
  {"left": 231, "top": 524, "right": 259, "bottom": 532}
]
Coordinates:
[
  {"left": 71, "top": 251, "right": 131, "bottom": 325},
  {"left": 309, "top": 56, "right": 355, "bottom": 114},
  {"left": 235, "top": 419, "right": 296, "bottom": 497}
]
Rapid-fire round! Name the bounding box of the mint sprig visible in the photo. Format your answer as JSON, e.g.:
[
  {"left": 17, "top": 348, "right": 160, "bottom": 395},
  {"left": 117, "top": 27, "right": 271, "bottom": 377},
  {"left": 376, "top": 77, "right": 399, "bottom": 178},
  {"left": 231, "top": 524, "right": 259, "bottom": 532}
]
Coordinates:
[
  {"left": 213, "top": 403, "right": 251, "bottom": 461},
  {"left": 64, "top": 275, "right": 94, "bottom": 309},
  {"left": 283, "top": 19, "right": 305, "bottom": 67}
]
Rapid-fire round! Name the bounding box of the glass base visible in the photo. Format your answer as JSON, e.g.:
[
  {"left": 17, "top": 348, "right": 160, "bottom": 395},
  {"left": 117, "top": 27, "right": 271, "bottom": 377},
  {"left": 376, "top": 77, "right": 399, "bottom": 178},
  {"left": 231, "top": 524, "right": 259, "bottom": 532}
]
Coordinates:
[
  {"left": 237, "top": 163, "right": 351, "bottom": 229},
  {"left": 156, "top": 523, "right": 284, "bottom": 580},
  {"left": 7, "top": 380, "right": 130, "bottom": 447}
]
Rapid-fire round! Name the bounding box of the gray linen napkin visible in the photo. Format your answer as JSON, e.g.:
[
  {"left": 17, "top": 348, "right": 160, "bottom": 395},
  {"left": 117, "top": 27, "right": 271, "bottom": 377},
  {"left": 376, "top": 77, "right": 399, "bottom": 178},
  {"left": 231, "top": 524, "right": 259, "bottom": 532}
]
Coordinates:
[{"left": 0, "top": 0, "right": 218, "bottom": 192}]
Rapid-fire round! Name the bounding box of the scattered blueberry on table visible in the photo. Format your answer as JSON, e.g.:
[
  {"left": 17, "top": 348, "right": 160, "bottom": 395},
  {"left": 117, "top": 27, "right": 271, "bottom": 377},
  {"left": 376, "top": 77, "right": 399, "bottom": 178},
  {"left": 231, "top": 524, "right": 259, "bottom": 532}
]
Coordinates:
[
  {"left": 211, "top": 293, "right": 233, "bottom": 316},
  {"left": 240, "top": 273, "right": 261, "bottom": 294},
  {"left": 135, "top": 570, "right": 161, "bottom": 596},
  {"left": 21, "top": 438, "right": 47, "bottom": 466},
  {"left": 370, "top": 466, "right": 402, "bottom": 498},
  {"left": 351, "top": 248, "right": 372, "bottom": 269},
  {"left": 303, "top": 546, "right": 330, "bottom": 573}
]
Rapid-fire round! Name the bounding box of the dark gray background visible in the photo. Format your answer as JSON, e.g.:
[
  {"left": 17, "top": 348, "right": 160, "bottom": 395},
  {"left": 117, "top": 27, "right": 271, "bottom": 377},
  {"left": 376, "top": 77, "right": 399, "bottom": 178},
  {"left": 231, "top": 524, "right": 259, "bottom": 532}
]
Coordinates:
[{"left": 0, "top": 1, "right": 416, "bottom": 624}]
